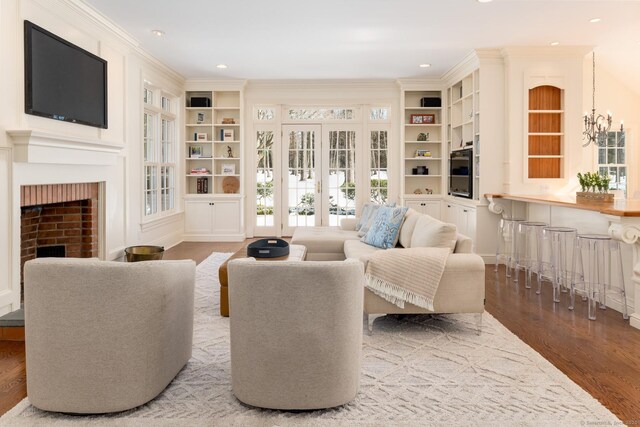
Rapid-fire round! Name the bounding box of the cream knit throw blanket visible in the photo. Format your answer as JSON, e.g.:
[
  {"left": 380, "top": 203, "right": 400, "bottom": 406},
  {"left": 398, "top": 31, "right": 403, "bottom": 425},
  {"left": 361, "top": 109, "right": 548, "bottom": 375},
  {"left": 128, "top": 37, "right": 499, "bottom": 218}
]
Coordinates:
[{"left": 365, "top": 247, "right": 450, "bottom": 310}]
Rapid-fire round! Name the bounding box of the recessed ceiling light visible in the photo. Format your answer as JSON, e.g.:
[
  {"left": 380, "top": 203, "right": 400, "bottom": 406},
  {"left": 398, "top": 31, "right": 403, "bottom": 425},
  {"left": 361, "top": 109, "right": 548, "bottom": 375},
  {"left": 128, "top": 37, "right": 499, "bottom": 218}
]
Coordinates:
[
  {"left": 477, "top": 0, "right": 493, "bottom": 3},
  {"left": 550, "top": 42, "right": 560, "bottom": 46},
  {"left": 151, "top": 30, "right": 164, "bottom": 37},
  {"left": 419, "top": 63, "right": 431, "bottom": 68},
  {"left": 589, "top": 18, "right": 601, "bottom": 23},
  {"left": 216, "top": 64, "right": 228, "bottom": 69}
]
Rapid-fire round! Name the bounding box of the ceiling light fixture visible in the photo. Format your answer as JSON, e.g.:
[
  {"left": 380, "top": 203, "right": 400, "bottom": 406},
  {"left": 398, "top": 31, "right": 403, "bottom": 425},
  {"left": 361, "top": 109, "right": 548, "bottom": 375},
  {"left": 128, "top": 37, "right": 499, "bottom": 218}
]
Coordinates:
[
  {"left": 550, "top": 42, "right": 560, "bottom": 46},
  {"left": 419, "top": 63, "right": 431, "bottom": 68},
  {"left": 216, "top": 64, "right": 228, "bottom": 69},
  {"left": 583, "top": 51, "right": 623, "bottom": 148},
  {"left": 151, "top": 30, "right": 164, "bottom": 37},
  {"left": 589, "top": 18, "right": 601, "bottom": 23},
  {"left": 477, "top": 0, "right": 493, "bottom": 3}
]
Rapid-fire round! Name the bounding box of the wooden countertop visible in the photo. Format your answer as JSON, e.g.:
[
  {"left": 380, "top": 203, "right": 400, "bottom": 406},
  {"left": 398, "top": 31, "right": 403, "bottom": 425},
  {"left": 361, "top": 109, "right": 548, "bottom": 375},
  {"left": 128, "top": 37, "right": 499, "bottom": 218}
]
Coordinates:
[{"left": 485, "top": 193, "right": 640, "bottom": 217}]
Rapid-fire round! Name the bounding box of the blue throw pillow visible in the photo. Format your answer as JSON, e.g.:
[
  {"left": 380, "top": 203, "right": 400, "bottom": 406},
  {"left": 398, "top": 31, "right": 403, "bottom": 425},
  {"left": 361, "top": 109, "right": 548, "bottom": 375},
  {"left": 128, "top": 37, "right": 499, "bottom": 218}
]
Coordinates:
[{"left": 361, "top": 206, "right": 408, "bottom": 249}]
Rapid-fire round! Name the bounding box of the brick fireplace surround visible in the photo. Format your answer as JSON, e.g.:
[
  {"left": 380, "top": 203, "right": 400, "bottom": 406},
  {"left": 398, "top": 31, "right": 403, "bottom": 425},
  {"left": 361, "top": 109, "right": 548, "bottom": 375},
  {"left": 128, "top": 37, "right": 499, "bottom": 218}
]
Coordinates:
[{"left": 20, "top": 183, "right": 100, "bottom": 287}]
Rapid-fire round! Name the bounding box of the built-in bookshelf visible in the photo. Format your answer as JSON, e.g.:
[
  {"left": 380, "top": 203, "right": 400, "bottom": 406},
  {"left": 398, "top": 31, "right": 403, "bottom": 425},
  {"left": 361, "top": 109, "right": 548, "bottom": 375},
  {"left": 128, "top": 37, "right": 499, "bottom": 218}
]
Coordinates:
[
  {"left": 448, "top": 70, "right": 481, "bottom": 200},
  {"left": 527, "top": 85, "right": 563, "bottom": 178},
  {"left": 183, "top": 84, "right": 245, "bottom": 242},
  {"left": 400, "top": 86, "right": 444, "bottom": 200},
  {"left": 185, "top": 91, "right": 241, "bottom": 195}
]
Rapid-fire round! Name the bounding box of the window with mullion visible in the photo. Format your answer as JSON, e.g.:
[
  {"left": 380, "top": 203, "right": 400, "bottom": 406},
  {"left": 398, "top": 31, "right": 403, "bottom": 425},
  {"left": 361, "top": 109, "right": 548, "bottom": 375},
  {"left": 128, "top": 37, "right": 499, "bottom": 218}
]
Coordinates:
[
  {"left": 143, "top": 87, "right": 176, "bottom": 218},
  {"left": 598, "top": 130, "right": 626, "bottom": 196}
]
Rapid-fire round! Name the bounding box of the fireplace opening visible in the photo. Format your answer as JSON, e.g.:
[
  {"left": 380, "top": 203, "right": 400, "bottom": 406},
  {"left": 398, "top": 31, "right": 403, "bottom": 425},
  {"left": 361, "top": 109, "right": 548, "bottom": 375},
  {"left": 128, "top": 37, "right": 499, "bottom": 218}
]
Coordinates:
[
  {"left": 36, "top": 245, "right": 66, "bottom": 258},
  {"left": 20, "top": 183, "right": 100, "bottom": 295}
]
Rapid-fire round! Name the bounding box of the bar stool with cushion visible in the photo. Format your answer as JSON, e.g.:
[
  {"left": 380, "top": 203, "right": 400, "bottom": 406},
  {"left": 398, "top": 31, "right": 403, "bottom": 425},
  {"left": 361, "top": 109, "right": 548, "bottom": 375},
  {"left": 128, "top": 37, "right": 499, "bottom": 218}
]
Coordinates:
[
  {"left": 513, "top": 221, "right": 547, "bottom": 288},
  {"left": 495, "top": 218, "right": 525, "bottom": 277},
  {"left": 570, "top": 234, "right": 629, "bottom": 321},
  {"left": 538, "top": 227, "right": 578, "bottom": 302}
]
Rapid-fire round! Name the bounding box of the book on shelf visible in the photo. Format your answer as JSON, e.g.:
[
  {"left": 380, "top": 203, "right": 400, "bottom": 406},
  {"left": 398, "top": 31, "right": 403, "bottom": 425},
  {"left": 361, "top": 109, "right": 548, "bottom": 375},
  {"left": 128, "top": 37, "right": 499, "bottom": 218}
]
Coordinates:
[
  {"left": 196, "top": 177, "right": 208, "bottom": 194},
  {"left": 190, "top": 167, "right": 210, "bottom": 175},
  {"left": 220, "top": 129, "right": 234, "bottom": 141}
]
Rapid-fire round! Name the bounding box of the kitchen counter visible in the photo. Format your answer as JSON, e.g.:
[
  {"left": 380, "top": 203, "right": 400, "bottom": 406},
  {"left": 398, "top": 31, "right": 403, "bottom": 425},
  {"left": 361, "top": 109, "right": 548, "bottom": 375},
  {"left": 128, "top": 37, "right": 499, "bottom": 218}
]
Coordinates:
[{"left": 485, "top": 193, "right": 640, "bottom": 217}]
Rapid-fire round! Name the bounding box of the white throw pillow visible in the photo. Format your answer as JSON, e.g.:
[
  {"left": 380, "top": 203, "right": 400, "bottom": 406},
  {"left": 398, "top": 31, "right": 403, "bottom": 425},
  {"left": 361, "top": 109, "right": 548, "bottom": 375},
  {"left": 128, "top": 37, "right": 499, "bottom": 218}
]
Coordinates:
[
  {"left": 410, "top": 214, "right": 458, "bottom": 252},
  {"left": 398, "top": 208, "right": 420, "bottom": 248}
]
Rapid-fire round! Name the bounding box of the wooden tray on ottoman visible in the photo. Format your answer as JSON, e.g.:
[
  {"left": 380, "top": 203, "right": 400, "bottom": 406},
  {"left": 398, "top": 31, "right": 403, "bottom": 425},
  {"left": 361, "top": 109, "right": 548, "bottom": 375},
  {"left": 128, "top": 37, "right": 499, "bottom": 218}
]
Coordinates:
[{"left": 218, "top": 244, "right": 306, "bottom": 317}]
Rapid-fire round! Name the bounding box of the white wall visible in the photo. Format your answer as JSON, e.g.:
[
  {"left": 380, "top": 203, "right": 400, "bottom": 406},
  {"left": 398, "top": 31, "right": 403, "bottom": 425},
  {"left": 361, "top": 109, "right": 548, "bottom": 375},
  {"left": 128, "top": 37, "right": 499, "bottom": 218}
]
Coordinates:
[
  {"left": 583, "top": 59, "right": 640, "bottom": 197},
  {"left": 0, "top": 0, "right": 184, "bottom": 315}
]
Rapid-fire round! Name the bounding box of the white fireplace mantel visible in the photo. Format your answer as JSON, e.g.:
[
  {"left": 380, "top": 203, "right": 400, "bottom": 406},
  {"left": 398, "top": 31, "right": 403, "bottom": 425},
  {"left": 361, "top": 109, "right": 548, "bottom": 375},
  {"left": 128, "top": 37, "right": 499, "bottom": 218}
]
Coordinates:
[{"left": 6, "top": 130, "right": 125, "bottom": 166}]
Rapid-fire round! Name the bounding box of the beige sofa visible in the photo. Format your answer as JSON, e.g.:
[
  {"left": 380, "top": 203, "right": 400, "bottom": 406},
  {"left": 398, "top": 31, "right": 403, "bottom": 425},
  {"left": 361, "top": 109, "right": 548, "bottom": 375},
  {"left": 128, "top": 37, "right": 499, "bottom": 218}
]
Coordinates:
[{"left": 291, "top": 210, "right": 485, "bottom": 332}]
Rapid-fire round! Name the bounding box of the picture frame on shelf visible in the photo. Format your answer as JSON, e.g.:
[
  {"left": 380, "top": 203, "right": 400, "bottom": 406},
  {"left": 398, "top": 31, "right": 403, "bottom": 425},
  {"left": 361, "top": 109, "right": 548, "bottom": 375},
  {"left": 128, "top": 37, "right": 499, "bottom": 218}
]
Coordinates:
[
  {"left": 221, "top": 164, "right": 236, "bottom": 175},
  {"left": 196, "top": 132, "right": 208, "bottom": 141},
  {"left": 189, "top": 145, "right": 202, "bottom": 158},
  {"left": 410, "top": 114, "right": 436, "bottom": 124},
  {"left": 221, "top": 129, "right": 235, "bottom": 141},
  {"left": 417, "top": 132, "right": 429, "bottom": 141},
  {"left": 196, "top": 112, "right": 205, "bottom": 123}
]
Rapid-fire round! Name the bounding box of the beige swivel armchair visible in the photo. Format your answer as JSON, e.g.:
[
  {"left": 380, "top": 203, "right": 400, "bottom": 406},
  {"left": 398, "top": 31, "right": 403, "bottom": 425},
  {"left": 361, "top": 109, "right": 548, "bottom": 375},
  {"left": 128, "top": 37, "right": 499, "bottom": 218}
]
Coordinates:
[
  {"left": 228, "top": 259, "right": 364, "bottom": 410},
  {"left": 24, "top": 258, "right": 196, "bottom": 413}
]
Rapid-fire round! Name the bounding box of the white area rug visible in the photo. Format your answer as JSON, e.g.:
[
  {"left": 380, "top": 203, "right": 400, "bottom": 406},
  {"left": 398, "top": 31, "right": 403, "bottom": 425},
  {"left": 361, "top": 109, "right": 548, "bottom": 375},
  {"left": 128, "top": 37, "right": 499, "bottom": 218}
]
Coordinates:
[{"left": 1, "top": 252, "right": 620, "bottom": 426}]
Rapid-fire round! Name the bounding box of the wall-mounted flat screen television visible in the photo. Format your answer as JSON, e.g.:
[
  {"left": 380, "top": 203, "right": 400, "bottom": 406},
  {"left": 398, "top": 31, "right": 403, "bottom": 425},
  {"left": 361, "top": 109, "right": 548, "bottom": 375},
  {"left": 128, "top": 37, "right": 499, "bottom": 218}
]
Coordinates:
[{"left": 24, "top": 20, "right": 108, "bottom": 129}]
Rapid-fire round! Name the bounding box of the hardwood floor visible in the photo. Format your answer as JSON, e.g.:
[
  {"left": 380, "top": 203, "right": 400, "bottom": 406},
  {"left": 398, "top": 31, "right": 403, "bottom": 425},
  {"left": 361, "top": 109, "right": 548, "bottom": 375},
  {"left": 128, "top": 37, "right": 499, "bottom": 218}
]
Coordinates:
[{"left": 0, "top": 241, "right": 639, "bottom": 422}]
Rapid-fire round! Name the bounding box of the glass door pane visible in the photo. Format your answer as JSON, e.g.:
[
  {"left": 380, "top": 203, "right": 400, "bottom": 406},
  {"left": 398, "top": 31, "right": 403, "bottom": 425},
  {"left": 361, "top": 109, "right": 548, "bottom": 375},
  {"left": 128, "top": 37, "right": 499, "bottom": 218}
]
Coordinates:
[
  {"left": 324, "top": 128, "right": 357, "bottom": 226},
  {"left": 256, "top": 130, "right": 275, "bottom": 228},
  {"left": 282, "top": 125, "right": 321, "bottom": 235}
]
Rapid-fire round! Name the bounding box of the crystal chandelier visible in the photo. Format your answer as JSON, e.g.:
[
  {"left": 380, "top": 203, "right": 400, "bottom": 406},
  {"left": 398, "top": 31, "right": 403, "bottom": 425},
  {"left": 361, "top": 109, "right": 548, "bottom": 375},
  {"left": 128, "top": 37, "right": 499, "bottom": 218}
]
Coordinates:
[{"left": 583, "top": 51, "right": 623, "bottom": 147}]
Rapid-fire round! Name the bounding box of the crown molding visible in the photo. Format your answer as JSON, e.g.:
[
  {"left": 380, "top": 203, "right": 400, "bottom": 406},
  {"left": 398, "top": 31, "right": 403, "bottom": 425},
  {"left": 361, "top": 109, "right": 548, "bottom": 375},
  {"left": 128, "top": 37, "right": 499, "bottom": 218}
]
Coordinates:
[
  {"left": 441, "top": 51, "right": 479, "bottom": 84},
  {"left": 500, "top": 46, "right": 593, "bottom": 62},
  {"left": 185, "top": 79, "right": 248, "bottom": 91},
  {"left": 248, "top": 79, "right": 396, "bottom": 90}
]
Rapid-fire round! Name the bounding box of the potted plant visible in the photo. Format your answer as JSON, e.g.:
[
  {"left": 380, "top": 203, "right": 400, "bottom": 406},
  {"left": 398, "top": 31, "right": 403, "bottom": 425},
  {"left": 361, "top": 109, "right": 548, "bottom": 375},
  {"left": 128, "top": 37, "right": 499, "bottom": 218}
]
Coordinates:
[{"left": 576, "top": 171, "right": 613, "bottom": 202}]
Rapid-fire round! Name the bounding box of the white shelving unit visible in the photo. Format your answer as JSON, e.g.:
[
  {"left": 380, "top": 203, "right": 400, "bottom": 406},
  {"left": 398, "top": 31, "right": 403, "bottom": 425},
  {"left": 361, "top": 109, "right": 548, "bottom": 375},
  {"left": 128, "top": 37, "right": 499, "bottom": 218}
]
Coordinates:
[
  {"left": 183, "top": 83, "right": 245, "bottom": 242},
  {"left": 399, "top": 84, "right": 445, "bottom": 208},
  {"left": 448, "top": 70, "right": 480, "bottom": 200}
]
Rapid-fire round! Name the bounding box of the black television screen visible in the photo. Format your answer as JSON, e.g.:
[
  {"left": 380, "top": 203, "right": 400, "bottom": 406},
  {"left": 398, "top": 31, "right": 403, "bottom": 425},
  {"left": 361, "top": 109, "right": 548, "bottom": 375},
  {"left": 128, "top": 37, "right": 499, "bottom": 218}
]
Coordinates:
[{"left": 24, "top": 20, "right": 108, "bottom": 129}]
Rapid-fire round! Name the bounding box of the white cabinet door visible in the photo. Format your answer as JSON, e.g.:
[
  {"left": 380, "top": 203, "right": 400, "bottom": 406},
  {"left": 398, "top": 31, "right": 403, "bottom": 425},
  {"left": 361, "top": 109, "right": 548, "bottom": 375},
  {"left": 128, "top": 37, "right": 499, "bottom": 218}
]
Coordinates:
[
  {"left": 212, "top": 200, "right": 241, "bottom": 234},
  {"left": 443, "top": 202, "right": 456, "bottom": 224},
  {"left": 184, "top": 200, "right": 214, "bottom": 235},
  {"left": 423, "top": 201, "right": 441, "bottom": 220},
  {"left": 405, "top": 200, "right": 441, "bottom": 220},
  {"left": 443, "top": 202, "right": 476, "bottom": 238},
  {"left": 405, "top": 200, "right": 423, "bottom": 212}
]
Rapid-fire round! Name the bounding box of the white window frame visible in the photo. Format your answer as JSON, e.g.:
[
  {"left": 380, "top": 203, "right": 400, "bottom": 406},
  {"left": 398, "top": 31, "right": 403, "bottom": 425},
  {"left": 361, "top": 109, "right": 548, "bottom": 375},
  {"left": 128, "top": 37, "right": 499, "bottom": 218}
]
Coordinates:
[
  {"left": 598, "top": 129, "right": 627, "bottom": 197},
  {"left": 143, "top": 83, "right": 178, "bottom": 220}
]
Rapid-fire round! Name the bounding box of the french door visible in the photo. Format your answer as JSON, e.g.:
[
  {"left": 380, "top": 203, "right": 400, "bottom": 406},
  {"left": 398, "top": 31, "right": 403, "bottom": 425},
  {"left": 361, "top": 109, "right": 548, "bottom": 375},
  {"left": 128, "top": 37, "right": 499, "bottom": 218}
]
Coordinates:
[{"left": 281, "top": 124, "right": 359, "bottom": 235}]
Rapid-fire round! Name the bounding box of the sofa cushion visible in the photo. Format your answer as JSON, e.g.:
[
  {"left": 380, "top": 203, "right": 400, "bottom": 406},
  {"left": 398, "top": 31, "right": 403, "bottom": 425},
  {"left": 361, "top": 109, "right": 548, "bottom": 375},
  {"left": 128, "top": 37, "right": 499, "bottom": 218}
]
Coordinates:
[
  {"left": 344, "top": 240, "right": 383, "bottom": 269},
  {"left": 361, "top": 206, "right": 408, "bottom": 249},
  {"left": 291, "top": 226, "right": 360, "bottom": 255},
  {"left": 398, "top": 208, "right": 420, "bottom": 248},
  {"left": 410, "top": 214, "right": 457, "bottom": 251}
]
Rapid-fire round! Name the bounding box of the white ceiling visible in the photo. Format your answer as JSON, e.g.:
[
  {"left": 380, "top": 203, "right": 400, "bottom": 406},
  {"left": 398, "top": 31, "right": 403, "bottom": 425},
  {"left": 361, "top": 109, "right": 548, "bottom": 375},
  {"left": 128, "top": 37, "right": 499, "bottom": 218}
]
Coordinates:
[{"left": 84, "top": 0, "right": 640, "bottom": 90}]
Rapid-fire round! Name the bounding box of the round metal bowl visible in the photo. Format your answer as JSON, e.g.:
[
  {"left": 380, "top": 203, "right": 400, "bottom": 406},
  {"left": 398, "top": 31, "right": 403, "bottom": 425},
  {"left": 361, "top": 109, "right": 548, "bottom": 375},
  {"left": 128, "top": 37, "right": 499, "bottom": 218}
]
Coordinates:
[{"left": 124, "top": 245, "right": 165, "bottom": 262}]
